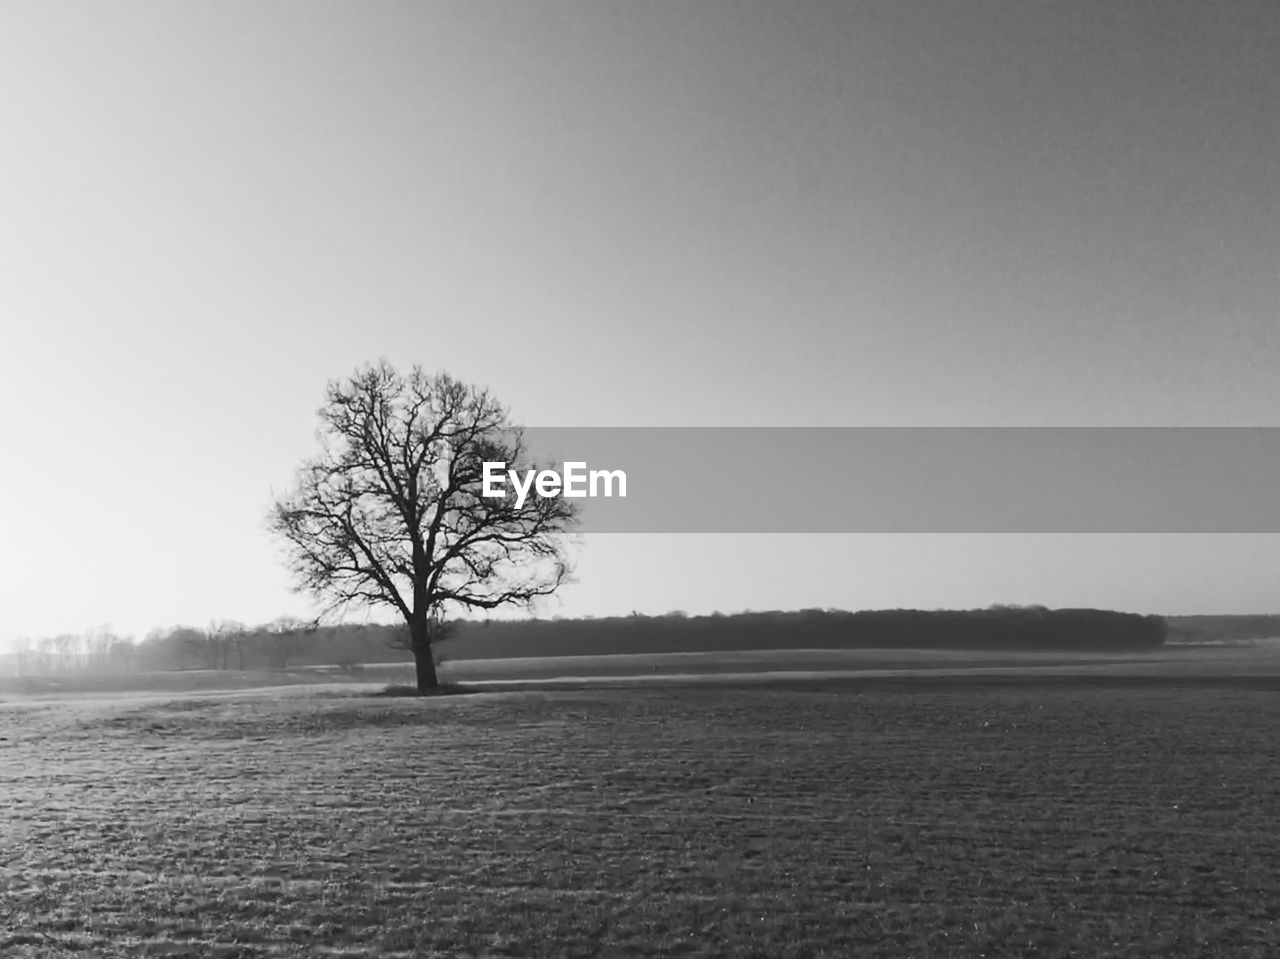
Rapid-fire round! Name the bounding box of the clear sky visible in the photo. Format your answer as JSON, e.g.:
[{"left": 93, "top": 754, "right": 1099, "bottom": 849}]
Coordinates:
[{"left": 1, "top": 1, "right": 1278, "bottom": 642}]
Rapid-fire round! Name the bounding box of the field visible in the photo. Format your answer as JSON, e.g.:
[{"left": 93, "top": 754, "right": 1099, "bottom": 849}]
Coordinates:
[
  {"left": 11, "top": 640, "right": 1280, "bottom": 699},
  {"left": 4, "top": 651, "right": 1280, "bottom": 957}
]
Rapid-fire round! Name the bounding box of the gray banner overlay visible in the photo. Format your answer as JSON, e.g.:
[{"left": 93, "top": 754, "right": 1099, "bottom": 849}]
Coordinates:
[{"left": 497, "top": 428, "right": 1280, "bottom": 533}]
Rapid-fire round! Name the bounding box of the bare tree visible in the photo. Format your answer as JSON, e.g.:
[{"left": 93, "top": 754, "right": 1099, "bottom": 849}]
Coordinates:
[
  {"left": 177, "top": 622, "right": 244, "bottom": 670},
  {"left": 178, "top": 626, "right": 219, "bottom": 669},
  {"left": 107, "top": 637, "right": 136, "bottom": 673},
  {"left": 8, "top": 637, "right": 34, "bottom": 676},
  {"left": 209, "top": 620, "right": 247, "bottom": 670},
  {"left": 268, "top": 362, "right": 578, "bottom": 691},
  {"left": 48, "top": 634, "right": 77, "bottom": 672}
]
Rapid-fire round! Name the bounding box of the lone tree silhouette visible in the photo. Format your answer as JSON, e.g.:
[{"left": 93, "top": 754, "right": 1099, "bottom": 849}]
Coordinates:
[{"left": 268, "top": 361, "right": 578, "bottom": 691}]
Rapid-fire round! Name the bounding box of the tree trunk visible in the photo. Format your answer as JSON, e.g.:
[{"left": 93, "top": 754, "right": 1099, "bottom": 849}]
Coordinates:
[
  {"left": 410, "top": 615, "right": 438, "bottom": 691},
  {"left": 414, "top": 649, "right": 438, "bottom": 691}
]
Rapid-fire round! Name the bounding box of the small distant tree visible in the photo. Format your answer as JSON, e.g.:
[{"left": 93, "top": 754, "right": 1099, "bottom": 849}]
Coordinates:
[
  {"left": 8, "top": 637, "right": 34, "bottom": 676},
  {"left": 268, "top": 361, "right": 578, "bottom": 691},
  {"left": 49, "top": 634, "right": 77, "bottom": 672},
  {"left": 107, "top": 637, "right": 136, "bottom": 672},
  {"left": 175, "top": 626, "right": 217, "bottom": 669},
  {"left": 208, "top": 620, "right": 246, "bottom": 670},
  {"left": 262, "top": 616, "right": 310, "bottom": 670}
]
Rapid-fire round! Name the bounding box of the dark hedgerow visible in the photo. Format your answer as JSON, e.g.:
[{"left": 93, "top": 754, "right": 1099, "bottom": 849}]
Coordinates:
[{"left": 435, "top": 606, "right": 1167, "bottom": 660}]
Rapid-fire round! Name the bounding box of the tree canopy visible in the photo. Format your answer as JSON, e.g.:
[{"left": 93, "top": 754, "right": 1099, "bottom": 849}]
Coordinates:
[{"left": 268, "top": 361, "right": 578, "bottom": 689}]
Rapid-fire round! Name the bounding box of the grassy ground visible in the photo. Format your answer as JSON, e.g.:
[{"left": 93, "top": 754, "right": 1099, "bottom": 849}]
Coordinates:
[{"left": 3, "top": 678, "right": 1280, "bottom": 957}]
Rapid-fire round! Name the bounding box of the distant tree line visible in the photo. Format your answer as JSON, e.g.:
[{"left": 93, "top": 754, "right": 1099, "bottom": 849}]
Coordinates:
[
  {"left": 0, "top": 626, "right": 138, "bottom": 675},
  {"left": 1163, "top": 615, "right": 1280, "bottom": 644},
  {"left": 0, "top": 606, "right": 1167, "bottom": 677},
  {"left": 0, "top": 619, "right": 411, "bottom": 676},
  {"left": 435, "top": 606, "right": 1167, "bottom": 660}
]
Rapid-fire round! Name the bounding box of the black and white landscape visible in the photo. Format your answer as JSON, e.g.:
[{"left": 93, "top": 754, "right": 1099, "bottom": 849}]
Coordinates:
[{"left": 3, "top": 2, "right": 1280, "bottom": 956}]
